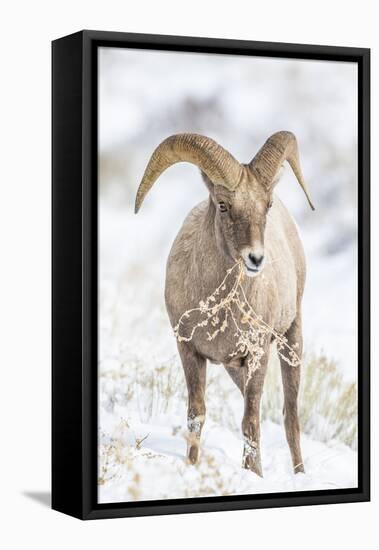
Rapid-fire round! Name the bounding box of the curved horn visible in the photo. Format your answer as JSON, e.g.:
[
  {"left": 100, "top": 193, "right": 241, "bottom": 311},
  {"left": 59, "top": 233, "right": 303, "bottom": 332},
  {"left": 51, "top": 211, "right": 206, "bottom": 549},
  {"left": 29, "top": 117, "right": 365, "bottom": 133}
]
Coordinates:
[
  {"left": 135, "top": 134, "right": 243, "bottom": 213},
  {"left": 249, "top": 131, "right": 315, "bottom": 210}
]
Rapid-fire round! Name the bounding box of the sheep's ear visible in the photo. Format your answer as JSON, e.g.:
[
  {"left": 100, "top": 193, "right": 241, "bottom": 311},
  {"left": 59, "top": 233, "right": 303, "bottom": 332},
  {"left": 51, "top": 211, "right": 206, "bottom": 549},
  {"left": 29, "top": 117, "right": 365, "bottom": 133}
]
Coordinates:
[
  {"left": 200, "top": 170, "right": 216, "bottom": 195},
  {"left": 200, "top": 170, "right": 234, "bottom": 209},
  {"left": 271, "top": 164, "right": 285, "bottom": 188}
]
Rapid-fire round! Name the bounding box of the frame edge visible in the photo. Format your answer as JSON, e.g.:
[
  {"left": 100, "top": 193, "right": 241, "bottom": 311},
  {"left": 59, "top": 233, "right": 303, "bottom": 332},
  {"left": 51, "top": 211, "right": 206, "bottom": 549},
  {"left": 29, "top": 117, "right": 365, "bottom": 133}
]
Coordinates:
[{"left": 52, "top": 30, "right": 86, "bottom": 520}]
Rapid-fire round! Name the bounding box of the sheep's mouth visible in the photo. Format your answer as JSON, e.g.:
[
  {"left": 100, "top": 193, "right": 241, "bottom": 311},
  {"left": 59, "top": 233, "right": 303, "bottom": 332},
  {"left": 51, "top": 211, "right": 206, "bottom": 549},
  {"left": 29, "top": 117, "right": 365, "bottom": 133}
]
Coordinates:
[{"left": 244, "top": 264, "right": 262, "bottom": 278}]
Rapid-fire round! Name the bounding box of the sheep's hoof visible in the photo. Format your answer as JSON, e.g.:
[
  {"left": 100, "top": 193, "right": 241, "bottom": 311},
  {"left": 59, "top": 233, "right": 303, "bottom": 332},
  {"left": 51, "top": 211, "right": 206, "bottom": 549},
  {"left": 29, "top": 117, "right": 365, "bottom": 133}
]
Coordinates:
[
  {"left": 187, "top": 444, "right": 200, "bottom": 465},
  {"left": 242, "top": 438, "right": 263, "bottom": 477},
  {"left": 294, "top": 462, "right": 305, "bottom": 474},
  {"left": 243, "top": 455, "right": 263, "bottom": 477}
]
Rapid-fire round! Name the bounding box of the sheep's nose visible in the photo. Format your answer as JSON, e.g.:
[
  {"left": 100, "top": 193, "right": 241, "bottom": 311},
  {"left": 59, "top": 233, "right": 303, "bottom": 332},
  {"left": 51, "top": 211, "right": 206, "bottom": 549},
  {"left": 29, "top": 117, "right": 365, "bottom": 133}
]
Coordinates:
[{"left": 248, "top": 253, "right": 264, "bottom": 267}]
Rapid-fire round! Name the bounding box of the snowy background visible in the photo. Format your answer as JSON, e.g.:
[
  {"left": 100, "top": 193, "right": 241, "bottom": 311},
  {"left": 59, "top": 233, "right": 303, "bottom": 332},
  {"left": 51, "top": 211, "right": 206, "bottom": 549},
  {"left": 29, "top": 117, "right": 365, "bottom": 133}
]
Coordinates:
[{"left": 98, "top": 47, "right": 358, "bottom": 503}]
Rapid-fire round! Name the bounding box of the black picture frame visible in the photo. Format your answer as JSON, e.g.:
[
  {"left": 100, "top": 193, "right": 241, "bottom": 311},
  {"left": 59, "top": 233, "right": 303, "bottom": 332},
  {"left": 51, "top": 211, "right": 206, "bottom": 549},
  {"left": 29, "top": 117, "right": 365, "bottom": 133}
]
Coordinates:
[{"left": 52, "top": 30, "right": 370, "bottom": 520}]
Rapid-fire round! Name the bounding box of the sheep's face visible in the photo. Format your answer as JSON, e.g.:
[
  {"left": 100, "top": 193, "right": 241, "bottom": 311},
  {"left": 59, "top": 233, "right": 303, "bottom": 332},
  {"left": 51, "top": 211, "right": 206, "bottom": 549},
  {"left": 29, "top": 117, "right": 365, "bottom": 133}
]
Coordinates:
[{"left": 207, "top": 170, "right": 273, "bottom": 278}]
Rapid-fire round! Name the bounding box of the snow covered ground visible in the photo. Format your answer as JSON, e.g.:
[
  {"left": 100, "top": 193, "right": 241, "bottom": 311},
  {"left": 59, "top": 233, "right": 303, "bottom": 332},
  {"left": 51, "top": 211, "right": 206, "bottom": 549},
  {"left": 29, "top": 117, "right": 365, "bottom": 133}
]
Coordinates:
[
  {"left": 99, "top": 414, "right": 357, "bottom": 503},
  {"left": 98, "top": 48, "right": 358, "bottom": 503}
]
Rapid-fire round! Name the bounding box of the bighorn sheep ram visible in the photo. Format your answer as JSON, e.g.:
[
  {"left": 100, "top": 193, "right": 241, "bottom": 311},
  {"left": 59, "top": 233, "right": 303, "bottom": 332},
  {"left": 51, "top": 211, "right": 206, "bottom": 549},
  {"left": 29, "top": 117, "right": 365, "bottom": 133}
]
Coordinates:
[{"left": 135, "top": 131, "right": 314, "bottom": 477}]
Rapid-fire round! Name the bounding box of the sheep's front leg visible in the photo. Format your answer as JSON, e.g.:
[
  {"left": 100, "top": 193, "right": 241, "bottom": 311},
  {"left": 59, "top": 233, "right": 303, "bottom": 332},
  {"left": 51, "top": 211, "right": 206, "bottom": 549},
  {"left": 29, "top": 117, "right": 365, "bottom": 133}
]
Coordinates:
[
  {"left": 279, "top": 315, "right": 305, "bottom": 474},
  {"left": 241, "top": 345, "right": 269, "bottom": 477},
  {"left": 178, "top": 343, "right": 207, "bottom": 465}
]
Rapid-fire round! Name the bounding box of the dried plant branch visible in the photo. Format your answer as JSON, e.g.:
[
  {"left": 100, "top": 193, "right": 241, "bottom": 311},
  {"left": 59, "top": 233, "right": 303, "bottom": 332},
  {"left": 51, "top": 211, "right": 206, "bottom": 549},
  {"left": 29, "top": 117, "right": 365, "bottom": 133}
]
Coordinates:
[
  {"left": 135, "top": 433, "right": 150, "bottom": 450},
  {"left": 174, "top": 261, "right": 301, "bottom": 386}
]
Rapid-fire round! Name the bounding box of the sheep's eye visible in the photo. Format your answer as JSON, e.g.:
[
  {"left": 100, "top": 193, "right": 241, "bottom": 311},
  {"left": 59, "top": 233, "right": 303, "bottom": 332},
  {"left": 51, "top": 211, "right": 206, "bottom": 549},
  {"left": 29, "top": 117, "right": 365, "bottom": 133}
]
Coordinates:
[
  {"left": 268, "top": 200, "right": 273, "bottom": 209},
  {"left": 218, "top": 202, "right": 228, "bottom": 213}
]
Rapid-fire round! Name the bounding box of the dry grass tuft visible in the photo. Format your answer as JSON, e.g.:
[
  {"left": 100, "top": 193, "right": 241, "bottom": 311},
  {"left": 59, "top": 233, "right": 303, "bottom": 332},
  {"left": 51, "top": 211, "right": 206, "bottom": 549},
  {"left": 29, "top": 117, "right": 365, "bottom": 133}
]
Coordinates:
[{"left": 262, "top": 350, "right": 357, "bottom": 449}]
